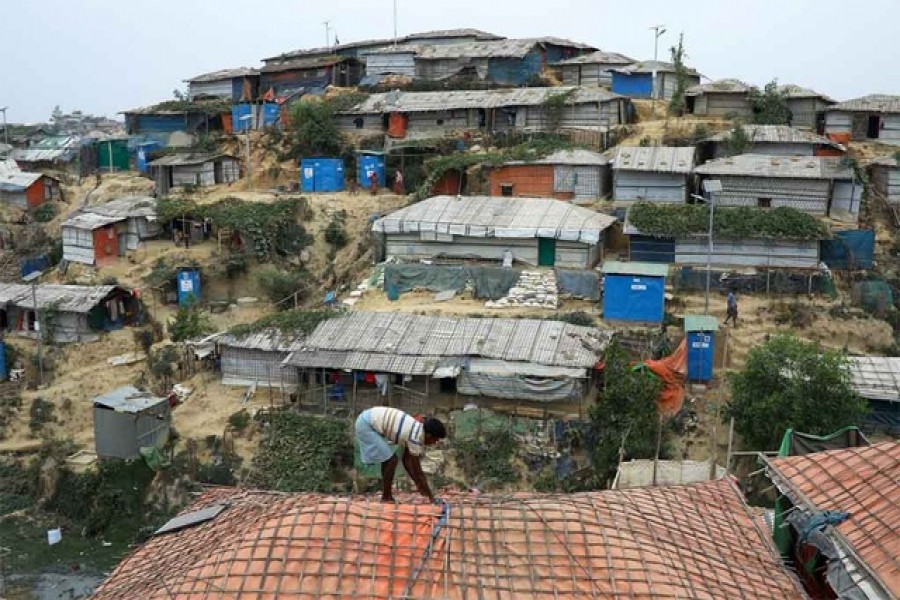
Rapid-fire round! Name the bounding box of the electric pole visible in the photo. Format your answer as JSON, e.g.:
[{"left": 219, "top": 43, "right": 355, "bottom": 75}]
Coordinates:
[{"left": 649, "top": 25, "right": 667, "bottom": 117}]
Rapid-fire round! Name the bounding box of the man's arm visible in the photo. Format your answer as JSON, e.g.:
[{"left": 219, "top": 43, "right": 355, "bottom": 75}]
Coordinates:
[{"left": 402, "top": 447, "right": 434, "bottom": 501}]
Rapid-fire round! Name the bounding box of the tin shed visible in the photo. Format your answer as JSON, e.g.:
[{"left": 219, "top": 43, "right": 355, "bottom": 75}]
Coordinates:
[
  {"left": 612, "top": 146, "right": 696, "bottom": 202},
  {"left": 869, "top": 156, "right": 900, "bottom": 204},
  {"left": 488, "top": 149, "right": 611, "bottom": 200},
  {"left": 778, "top": 85, "right": 835, "bottom": 131},
  {"left": 686, "top": 79, "right": 753, "bottom": 118},
  {"left": 825, "top": 94, "right": 900, "bottom": 144},
  {"left": 554, "top": 51, "right": 634, "bottom": 87},
  {"left": 685, "top": 315, "right": 718, "bottom": 382},
  {"left": 602, "top": 261, "right": 668, "bottom": 323},
  {"left": 611, "top": 61, "right": 700, "bottom": 100},
  {"left": 93, "top": 386, "right": 171, "bottom": 460}
]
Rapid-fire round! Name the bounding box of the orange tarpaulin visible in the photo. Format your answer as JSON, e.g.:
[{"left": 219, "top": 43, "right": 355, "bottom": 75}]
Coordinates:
[{"left": 644, "top": 338, "right": 688, "bottom": 416}]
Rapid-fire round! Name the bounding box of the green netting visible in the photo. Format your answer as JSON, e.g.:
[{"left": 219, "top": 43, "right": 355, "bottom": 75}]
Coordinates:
[
  {"left": 139, "top": 446, "right": 169, "bottom": 471},
  {"left": 450, "top": 408, "right": 533, "bottom": 442},
  {"left": 851, "top": 279, "right": 893, "bottom": 316}
]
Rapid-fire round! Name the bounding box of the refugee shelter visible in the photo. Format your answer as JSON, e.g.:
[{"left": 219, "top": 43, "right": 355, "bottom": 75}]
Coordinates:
[
  {"left": 93, "top": 386, "right": 170, "bottom": 460},
  {"left": 259, "top": 56, "right": 363, "bottom": 97},
  {"left": 602, "top": 261, "right": 668, "bottom": 323},
  {"left": 122, "top": 102, "right": 230, "bottom": 147},
  {"left": 625, "top": 203, "right": 827, "bottom": 269},
  {"left": 685, "top": 79, "right": 753, "bottom": 118},
  {"left": 0, "top": 159, "right": 61, "bottom": 208},
  {"left": 611, "top": 146, "right": 696, "bottom": 202},
  {"left": 694, "top": 154, "right": 861, "bottom": 217},
  {"left": 610, "top": 60, "right": 701, "bottom": 100},
  {"left": 92, "top": 479, "right": 807, "bottom": 599},
  {"left": 185, "top": 67, "right": 259, "bottom": 101},
  {"left": 148, "top": 152, "right": 240, "bottom": 195},
  {"left": 410, "top": 37, "right": 595, "bottom": 84},
  {"left": 62, "top": 196, "right": 160, "bottom": 266},
  {"left": 847, "top": 356, "right": 900, "bottom": 436},
  {"left": 764, "top": 442, "right": 900, "bottom": 599},
  {"left": 486, "top": 149, "right": 610, "bottom": 200},
  {"left": 554, "top": 50, "right": 635, "bottom": 87},
  {"left": 372, "top": 195, "right": 617, "bottom": 268},
  {"left": 700, "top": 125, "right": 845, "bottom": 160},
  {"left": 612, "top": 458, "right": 725, "bottom": 489},
  {"left": 825, "top": 94, "right": 900, "bottom": 144},
  {"left": 336, "top": 87, "right": 631, "bottom": 140},
  {"left": 0, "top": 283, "right": 137, "bottom": 343},
  {"left": 869, "top": 156, "right": 900, "bottom": 204},
  {"left": 778, "top": 84, "right": 835, "bottom": 130},
  {"left": 284, "top": 311, "right": 612, "bottom": 407},
  {"left": 219, "top": 329, "right": 305, "bottom": 389}
]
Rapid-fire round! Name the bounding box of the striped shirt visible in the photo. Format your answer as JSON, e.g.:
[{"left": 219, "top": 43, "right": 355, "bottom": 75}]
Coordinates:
[{"left": 367, "top": 407, "right": 425, "bottom": 456}]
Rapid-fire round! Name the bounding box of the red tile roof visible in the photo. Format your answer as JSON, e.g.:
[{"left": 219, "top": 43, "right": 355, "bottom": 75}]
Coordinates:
[
  {"left": 766, "top": 441, "right": 900, "bottom": 597},
  {"left": 92, "top": 479, "right": 807, "bottom": 599}
]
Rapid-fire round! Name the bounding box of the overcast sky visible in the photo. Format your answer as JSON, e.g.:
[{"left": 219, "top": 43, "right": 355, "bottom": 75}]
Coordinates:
[{"left": 2, "top": 0, "right": 897, "bottom": 123}]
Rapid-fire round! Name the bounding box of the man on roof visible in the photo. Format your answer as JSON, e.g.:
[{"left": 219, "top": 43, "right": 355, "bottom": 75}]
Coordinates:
[{"left": 355, "top": 406, "right": 446, "bottom": 503}]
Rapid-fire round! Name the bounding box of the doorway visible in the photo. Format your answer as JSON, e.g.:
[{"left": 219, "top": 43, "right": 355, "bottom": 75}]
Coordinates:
[
  {"left": 867, "top": 115, "right": 881, "bottom": 139},
  {"left": 214, "top": 160, "right": 224, "bottom": 184},
  {"left": 538, "top": 238, "right": 557, "bottom": 267}
]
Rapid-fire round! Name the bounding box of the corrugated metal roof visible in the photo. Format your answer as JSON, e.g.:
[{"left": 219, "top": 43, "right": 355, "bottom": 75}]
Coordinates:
[
  {"left": 63, "top": 196, "right": 157, "bottom": 230},
  {"left": 554, "top": 50, "right": 635, "bottom": 66},
  {"left": 287, "top": 311, "right": 612, "bottom": 371},
  {"left": 264, "top": 29, "right": 506, "bottom": 62},
  {"left": 373, "top": 195, "right": 616, "bottom": 244},
  {"left": 765, "top": 443, "right": 900, "bottom": 598},
  {"left": 694, "top": 154, "right": 855, "bottom": 179},
  {"left": 684, "top": 315, "right": 719, "bottom": 332},
  {"left": 11, "top": 135, "right": 82, "bottom": 163},
  {"left": 0, "top": 171, "right": 42, "bottom": 192},
  {"left": 703, "top": 125, "right": 842, "bottom": 148},
  {"left": 848, "top": 356, "right": 900, "bottom": 401},
  {"left": 260, "top": 55, "right": 353, "bottom": 73},
  {"left": 504, "top": 149, "right": 608, "bottom": 166},
  {"left": 0, "top": 159, "right": 19, "bottom": 176},
  {"left": 0, "top": 283, "right": 120, "bottom": 312},
  {"left": 685, "top": 78, "right": 752, "bottom": 96},
  {"left": 148, "top": 152, "right": 237, "bottom": 167},
  {"left": 778, "top": 84, "right": 835, "bottom": 103},
  {"left": 612, "top": 146, "right": 696, "bottom": 173},
  {"left": 828, "top": 94, "right": 900, "bottom": 113},
  {"left": 92, "top": 481, "right": 808, "bottom": 600},
  {"left": 602, "top": 261, "right": 670, "bottom": 277},
  {"left": 94, "top": 385, "right": 165, "bottom": 413},
  {"left": 343, "top": 86, "right": 621, "bottom": 114},
  {"left": 415, "top": 37, "right": 595, "bottom": 60},
  {"left": 218, "top": 328, "right": 308, "bottom": 352},
  {"left": 185, "top": 67, "right": 258, "bottom": 83},
  {"left": 611, "top": 60, "right": 700, "bottom": 76}
]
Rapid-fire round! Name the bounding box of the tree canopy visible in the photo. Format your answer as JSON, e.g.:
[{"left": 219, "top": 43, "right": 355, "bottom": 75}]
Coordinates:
[
  {"left": 289, "top": 100, "right": 345, "bottom": 157},
  {"left": 725, "top": 335, "right": 868, "bottom": 450},
  {"left": 588, "top": 340, "right": 663, "bottom": 486},
  {"left": 750, "top": 80, "right": 792, "bottom": 125}
]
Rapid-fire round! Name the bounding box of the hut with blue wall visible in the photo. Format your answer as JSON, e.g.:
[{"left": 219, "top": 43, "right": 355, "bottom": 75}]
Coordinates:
[
  {"left": 602, "top": 261, "right": 668, "bottom": 323},
  {"left": 177, "top": 269, "right": 201, "bottom": 306},
  {"left": 685, "top": 315, "right": 718, "bottom": 382},
  {"left": 300, "top": 158, "right": 345, "bottom": 192},
  {"left": 611, "top": 61, "right": 700, "bottom": 100},
  {"left": 185, "top": 68, "right": 259, "bottom": 102}
]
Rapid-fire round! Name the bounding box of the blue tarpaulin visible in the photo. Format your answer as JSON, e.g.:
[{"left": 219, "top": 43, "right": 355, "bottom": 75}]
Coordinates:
[
  {"left": 20, "top": 255, "right": 50, "bottom": 278},
  {"left": 603, "top": 273, "right": 665, "bottom": 322},
  {"left": 820, "top": 230, "right": 875, "bottom": 270}
]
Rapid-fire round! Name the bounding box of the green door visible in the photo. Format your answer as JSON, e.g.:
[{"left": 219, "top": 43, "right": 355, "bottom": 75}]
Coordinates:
[{"left": 538, "top": 238, "right": 557, "bottom": 266}]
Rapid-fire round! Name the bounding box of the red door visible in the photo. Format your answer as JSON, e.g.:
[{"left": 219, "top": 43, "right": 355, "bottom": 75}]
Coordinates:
[{"left": 93, "top": 226, "right": 118, "bottom": 265}]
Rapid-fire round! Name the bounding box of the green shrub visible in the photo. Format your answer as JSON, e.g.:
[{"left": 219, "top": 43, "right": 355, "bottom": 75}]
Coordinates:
[
  {"left": 168, "top": 302, "right": 213, "bottom": 342},
  {"left": 33, "top": 203, "right": 58, "bottom": 223},
  {"left": 256, "top": 267, "right": 308, "bottom": 306},
  {"left": 228, "top": 410, "right": 251, "bottom": 432},
  {"left": 324, "top": 211, "right": 349, "bottom": 249},
  {"left": 28, "top": 398, "right": 55, "bottom": 435}
]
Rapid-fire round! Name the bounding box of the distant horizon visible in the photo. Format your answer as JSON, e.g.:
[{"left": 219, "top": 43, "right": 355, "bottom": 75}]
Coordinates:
[{"left": 2, "top": 0, "right": 897, "bottom": 122}]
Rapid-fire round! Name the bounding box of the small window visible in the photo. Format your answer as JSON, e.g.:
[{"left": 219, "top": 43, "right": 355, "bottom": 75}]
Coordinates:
[
  {"left": 353, "top": 117, "right": 364, "bottom": 129},
  {"left": 500, "top": 184, "right": 514, "bottom": 197},
  {"left": 758, "top": 197, "right": 772, "bottom": 208},
  {"left": 436, "top": 118, "right": 445, "bottom": 125}
]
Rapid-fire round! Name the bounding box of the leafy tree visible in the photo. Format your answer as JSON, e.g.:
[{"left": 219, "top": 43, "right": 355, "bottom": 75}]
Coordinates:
[
  {"left": 324, "top": 211, "right": 349, "bottom": 249},
  {"left": 256, "top": 267, "right": 308, "bottom": 308},
  {"left": 588, "top": 340, "right": 663, "bottom": 486},
  {"left": 168, "top": 302, "right": 213, "bottom": 342},
  {"left": 726, "top": 335, "right": 868, "bottom": 450},
  {"left": 725, "top": 124, "right": 751, "bottom": 156},
  {"left": 668, "top": 33, "right": 689, "bottom": 115},
  {"left": 289, "top": 100, "right": 345, "bottom": 157},
  {"left": 750, "top": 80, "right": 792, "bottom": 125}
]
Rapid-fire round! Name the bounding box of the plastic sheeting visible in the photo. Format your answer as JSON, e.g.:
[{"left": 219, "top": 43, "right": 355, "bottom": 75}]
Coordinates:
[
  {"left": 603, "top": 273, "right": 665, "bottom": 322},
  {"left": 458, "top": 360, "right": 585, "bottom": 403},
  {"left": 643, "top": 339, "right": 688, "bottom": 416},
  {"left": 556, "top": 269, "right": 600, "bottom": 300},
  {"left": 820, "top": 230, "right": 875, "bottom": 270},
  {"left": 383, "top": 264, "right": 521, "bottom": 300}
]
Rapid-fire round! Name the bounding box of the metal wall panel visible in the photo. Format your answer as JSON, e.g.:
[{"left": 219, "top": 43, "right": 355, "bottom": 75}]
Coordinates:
[
  {"left": 695, "top": 93, "right": 752, "bottom": 117},
  {"left": 710, "top": 176, "right": 829, "bottom": 214},
  {"left": 613, "top": 171, "right": 686, "bottom": 202},
  {"left": 189, "top": 79, "right": 233, "bottom": 100},
  {"left": 832, "top": 180, "right": 862, "bottom": 214},
  {"left": 366, "top": 54, "right": 416, "bottom": 77},
  {"left": 712, "top": 142, "right": 815, "bottom": 159},
  {"left": 674, "top": 238, "right": 819, "bottom": 269}
]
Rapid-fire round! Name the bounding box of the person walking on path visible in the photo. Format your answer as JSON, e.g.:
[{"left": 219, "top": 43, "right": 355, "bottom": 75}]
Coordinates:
[
  {"left": 355, "top": 406, "right": 446, "bottom": 502},
  {"left": 392, "top": 169, "right": 404, "bottom": 195},
  {"left": 725, "top": 289, "right": 739, "bottom": 326}
]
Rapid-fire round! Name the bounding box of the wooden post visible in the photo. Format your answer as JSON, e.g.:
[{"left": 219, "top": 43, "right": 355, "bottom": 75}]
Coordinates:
[
  {"left": 652, "top": 413, "right": 663, "bottom": 486},
  {"left": 709, "top": 328, "right": 729, "bottom": 480},
  {"left": 724, "top": 416, "right": 735, "bottom": 476}
]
